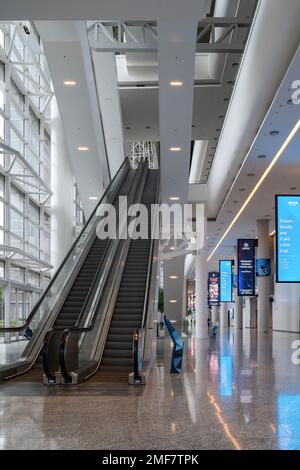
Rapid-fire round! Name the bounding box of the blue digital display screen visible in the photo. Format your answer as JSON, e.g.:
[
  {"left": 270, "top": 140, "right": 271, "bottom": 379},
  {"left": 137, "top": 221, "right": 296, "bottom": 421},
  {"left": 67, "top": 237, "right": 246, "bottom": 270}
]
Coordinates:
[
  {"left": 219, "top": 260, "right": 233, "bottom": 302},
  {"left": 256, "top": 258, "right": 271, "bottom": 277},
  {"left": 276, "top": 195, "right": 300, "bottom": 283},
  {"left": 238, "top": 239, "right": 255, "bottom": 296}
]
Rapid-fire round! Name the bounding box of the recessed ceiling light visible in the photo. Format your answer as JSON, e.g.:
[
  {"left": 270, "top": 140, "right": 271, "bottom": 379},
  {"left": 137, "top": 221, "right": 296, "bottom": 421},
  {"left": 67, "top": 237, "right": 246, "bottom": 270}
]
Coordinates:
[
  {"left": 169, "top": 300, "right": 177, "bottom": 303},
  {"left": 63, "top": 80, "right": 77, "bottom": 86},
  {"left": 125, "top": 126, "right": 131, "bottom": 130},
  {"left": 287, "top": 99, "right": 293, "bottom": 105},
  {"left": 219, "top": 115, "right": 225, "bottom": 119},
  {"left": 192, "top": 124, "right": 195, "bottom": 128},
  {"left": 89, "top": 196, "right": 98, "bottom": 200},
  {"left": 169, "top": 147, "right": 181, "bottom": 152},
  {"left": 270, "top": 130, "right": 280, "bottom": 136},
  {"left": 170, "top": 246, "right": 175, "bottom": 250},
  {"left": 246, "top": 173, "right": 255, "bottom": 177},
  {"left": 77, "top": 146, "right": 89, "bottom": 151},
  {"left": 216, "top": 128, "right": 221, "bottom": 132},
  {"left": 257, "top": 154, "right": 267, "bottom": 159},
  {"left": 145, "top": 126, "right": 151, "bottom": 129},
  {"left": 224, "top": 97, "right": 229, "bottom": 102},
  {"left": 232, "top": 62, "right": 239, "bottom": 67},
  {"left": 290, "top": 186, "right": 297, "bottom": 190},
  {"left": 170, "top": 196, "right": 180, "bottom": 201},
  {"left": 170, "top": 81, "right": 183, "bottom": 87},
  {"left": 239, "top": 188, "right": 246, "bottom": 192},
  {"left": 169, "top": 275, "right": 178, "bottom": 279},
  {"left": 233, "top": 200, "right": 239, "bottom": 203},
  {"left": 227, "top": 80, "right": 234, "bottom": 85}
]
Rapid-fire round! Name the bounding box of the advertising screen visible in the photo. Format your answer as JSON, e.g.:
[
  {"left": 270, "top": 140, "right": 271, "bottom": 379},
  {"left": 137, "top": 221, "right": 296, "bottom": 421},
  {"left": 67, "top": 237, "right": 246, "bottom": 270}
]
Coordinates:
[
  {"left": 219, "top": 260, "right": 233, "bottom": 302},
  {"left": 208, "top": 272, "right": 219, "bottom": 306},
  {"left": 237, "top": 239, "right": 255, "bottom": 296},
  {"left": 276, "top": 195, "right": 300, "bottom": 282}
]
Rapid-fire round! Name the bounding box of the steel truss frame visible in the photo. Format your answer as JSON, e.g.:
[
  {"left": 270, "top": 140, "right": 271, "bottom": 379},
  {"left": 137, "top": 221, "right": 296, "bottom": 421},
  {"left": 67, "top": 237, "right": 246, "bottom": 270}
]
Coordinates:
[{"left": 89, "top": 18, "right": 252, "bottom": 54}]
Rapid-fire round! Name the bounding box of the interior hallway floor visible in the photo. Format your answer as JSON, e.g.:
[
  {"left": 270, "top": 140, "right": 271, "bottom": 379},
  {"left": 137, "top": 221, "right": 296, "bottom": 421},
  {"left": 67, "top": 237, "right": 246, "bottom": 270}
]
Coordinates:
[{"left": 0, "top": 327, "right": 300, "bottom": 450}]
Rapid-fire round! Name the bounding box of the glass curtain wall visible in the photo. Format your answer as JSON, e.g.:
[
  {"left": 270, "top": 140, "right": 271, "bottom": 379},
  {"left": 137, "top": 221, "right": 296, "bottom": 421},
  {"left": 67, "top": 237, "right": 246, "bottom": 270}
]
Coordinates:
[{"left": 0, "top": 22, "right": 52, "bottom": 345}]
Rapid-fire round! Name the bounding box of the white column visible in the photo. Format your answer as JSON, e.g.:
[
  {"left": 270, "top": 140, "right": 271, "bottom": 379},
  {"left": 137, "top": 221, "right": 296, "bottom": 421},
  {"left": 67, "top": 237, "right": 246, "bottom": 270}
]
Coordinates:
[
  {"left": 257, "top": 219, "right": 270, "bottom": 333},
  {"left": 234, "top": 247, "right": 243, "bottom": 329},
  {"left": 51, "top": 98, "right": 75, "bottom": 272},
  {"left": 211, "top": 306, "right": 218, "bottom": 323},
  {"left": 220, "top": 303, "right": 228, "bottom": 329},
  {"left": 195, "top": 216, "right": 208, "bottom": 339}
]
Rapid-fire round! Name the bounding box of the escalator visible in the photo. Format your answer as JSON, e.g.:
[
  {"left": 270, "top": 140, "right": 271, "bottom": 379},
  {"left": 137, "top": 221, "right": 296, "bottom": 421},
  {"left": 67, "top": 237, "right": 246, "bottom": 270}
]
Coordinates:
[
  {"left": 101, "top": 170, "right": 157, "bottom": 374},
  {"left": 58, "top": 167, "right": 159, "bottom": 384},
  {"left": 0, "top": 159, "right": 141, "bottom": 383}
]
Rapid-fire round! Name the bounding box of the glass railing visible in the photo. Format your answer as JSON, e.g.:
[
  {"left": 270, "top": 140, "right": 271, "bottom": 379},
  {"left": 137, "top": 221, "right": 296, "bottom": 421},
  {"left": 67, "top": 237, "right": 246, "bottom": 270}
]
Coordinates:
[{"left": 0, "top": 158, "right": 130, "bottom": 374}]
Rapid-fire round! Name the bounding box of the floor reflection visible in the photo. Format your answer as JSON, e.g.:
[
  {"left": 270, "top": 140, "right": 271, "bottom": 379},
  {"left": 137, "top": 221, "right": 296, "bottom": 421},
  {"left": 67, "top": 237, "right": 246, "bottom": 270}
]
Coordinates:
[{"left": 0, "top": 326, "right": 299, "bottom": 449}]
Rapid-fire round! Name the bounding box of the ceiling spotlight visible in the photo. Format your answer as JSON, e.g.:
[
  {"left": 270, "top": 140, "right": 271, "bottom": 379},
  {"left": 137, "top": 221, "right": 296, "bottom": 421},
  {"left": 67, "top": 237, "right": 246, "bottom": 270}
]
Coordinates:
[
  {"left": 170, "top": 196, "right": 180, "bottom": 201},
  {"left": 170, "top": 81, "right": 183, "bottom": 87},
  {"left": 77, "top": 146, "right": 89, "bottom": 151},
  {"left": 169, "top": 147, "right": 181, "bottom": 152},
  {"left": 63, "top": 80, "right": 77, "bottom": 86}
]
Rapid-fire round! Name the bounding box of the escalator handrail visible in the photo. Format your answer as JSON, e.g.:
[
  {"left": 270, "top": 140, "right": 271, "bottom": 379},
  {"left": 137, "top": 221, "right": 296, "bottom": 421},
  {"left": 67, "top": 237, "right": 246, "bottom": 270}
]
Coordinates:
[
  {"left": 133, "top": 168, "right": 160, "bottom": 378},
  {"left": 141, "top": 168, "right": 160, "bottom": 330},
  {"left": 51, "top": 162, "right": 141, "bottom": 332},
  {"left": 0, "top": 158, "right": 129, "bottom": 333},
  {"left": 50, "top": 162, "right": 145, "bottom": 334}
]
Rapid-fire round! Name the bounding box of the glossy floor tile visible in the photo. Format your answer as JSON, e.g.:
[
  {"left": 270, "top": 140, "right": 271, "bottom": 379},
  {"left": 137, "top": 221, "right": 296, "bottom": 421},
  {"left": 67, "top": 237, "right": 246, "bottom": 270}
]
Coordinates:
[{"left": 0, "top": 328, "right": 300, "bottom": 450}]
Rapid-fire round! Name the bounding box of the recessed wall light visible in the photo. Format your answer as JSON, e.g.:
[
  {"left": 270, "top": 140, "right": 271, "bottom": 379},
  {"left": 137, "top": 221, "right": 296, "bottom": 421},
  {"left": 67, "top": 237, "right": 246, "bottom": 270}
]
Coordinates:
[
  {"left": 89, "top": 196, "right": 98, "bottom": 200},
  {"left": 170, "top": 196, "right": 180, "bottom": 201},
  {"left": 169, "top": 275, "right": 178, "bottom": 279},
  {"left": 63, "top": 80, "right": 77, "bottom": 86},
  {"left": 170, "top": 81, "right": 183, "bottom": 87},
  {"left": 169, "top": 147, "right": 181, "bottom": 152},
  {"left": 77, "top": 146, "right": 89, "bottom": 151}
]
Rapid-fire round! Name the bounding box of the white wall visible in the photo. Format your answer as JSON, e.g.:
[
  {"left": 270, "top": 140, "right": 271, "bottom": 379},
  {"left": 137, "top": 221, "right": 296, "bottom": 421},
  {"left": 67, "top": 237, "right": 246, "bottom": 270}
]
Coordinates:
[
  {"left": 274, "top": 283, "right": 300, "bottom": 333},
  {"left": 51, "top": 98, "right": 75, "bottom": 272}
]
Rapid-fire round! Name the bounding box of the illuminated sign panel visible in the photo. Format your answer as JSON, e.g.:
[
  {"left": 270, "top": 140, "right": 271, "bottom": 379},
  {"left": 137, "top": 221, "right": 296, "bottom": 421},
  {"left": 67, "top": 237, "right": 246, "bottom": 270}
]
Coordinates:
[
  {"left": 208, "top": 272, "right": 219, "bottom": 306},
  {"left": 276, "top": 195, "right": 300, "bottom": 283},
  {"left": 219, "top": 260, "right": 233, "bottom": 302},
  {"left": 237, "top": 239, "right": 255, "bottom": 296}
]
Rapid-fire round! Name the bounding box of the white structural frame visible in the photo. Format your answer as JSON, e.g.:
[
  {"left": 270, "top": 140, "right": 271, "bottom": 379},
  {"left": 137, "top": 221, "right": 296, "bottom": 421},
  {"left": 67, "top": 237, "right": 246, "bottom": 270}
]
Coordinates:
[{"left": 0, "top": 22, "right": 53, "bottom": 335}]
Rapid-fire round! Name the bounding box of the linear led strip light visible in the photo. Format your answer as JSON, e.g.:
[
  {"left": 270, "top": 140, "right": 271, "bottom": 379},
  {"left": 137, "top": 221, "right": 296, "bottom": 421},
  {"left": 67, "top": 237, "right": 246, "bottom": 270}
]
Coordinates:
[{"left": 207, "top": 119, "right": 300, "bottom": 262}]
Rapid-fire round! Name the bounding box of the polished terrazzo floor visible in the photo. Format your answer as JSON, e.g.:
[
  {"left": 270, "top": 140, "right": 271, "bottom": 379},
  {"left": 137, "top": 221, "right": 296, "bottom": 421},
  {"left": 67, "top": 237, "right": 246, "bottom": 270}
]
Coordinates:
[{"left": 0, "top": 327, "right": 300, "bottom": 450}]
